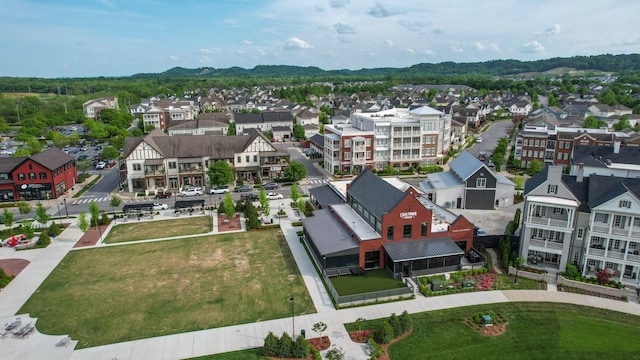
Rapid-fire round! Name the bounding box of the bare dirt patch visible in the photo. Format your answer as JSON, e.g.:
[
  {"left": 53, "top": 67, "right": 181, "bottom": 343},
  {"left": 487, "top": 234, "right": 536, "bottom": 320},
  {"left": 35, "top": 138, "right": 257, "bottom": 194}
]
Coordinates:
[
  {"left": 218, "top": 214, "right": 241, "bottom": 232},
  {"left": 462, "top": 319, "right": 508, "bottom": 336},
  {"left": 74, "top": 225, "right": 108, "bottom": 248},
  {"left": 0, "top": 258, "right": 30, "bottom": 276}
]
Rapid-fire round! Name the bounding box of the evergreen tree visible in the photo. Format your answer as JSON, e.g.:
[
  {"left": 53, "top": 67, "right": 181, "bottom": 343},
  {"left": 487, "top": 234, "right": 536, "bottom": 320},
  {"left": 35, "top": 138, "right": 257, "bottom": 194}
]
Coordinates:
[
  {"left": 278, "top": 332, "right": 293, "bottom": 358},
  {"left": 374, "top": 321, "right": 394, "bottom": 344},
  {"left": 388, "top": 313, "right": 402, "bottom": 338},
  {"left": 223, "top": 192, "right": 235, "bottom": 218},
  {"left": 262, "top": 332, "right": 279, "bottom": 357}
]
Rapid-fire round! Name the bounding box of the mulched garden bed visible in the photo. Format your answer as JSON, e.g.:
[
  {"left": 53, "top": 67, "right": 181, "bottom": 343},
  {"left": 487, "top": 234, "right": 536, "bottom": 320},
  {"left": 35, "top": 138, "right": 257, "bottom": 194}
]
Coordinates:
[
  {"left": 306, "top": 335, "right": 331, "bottom": 351},
  {"left": 558, "top": 285, "right": 627, "bottom": 302},
  {"left": 217, "top": 214, "right": 242, "bottom": 232}
]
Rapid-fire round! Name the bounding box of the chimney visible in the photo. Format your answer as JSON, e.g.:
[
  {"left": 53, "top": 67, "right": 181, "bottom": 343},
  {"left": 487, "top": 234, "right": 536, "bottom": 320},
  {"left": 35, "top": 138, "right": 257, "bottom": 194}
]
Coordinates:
[
  {"left": 577, "top": 163, "right": 584, "bottom": 183},
  {"left": 613, "top": 140, "right": 621, "bottom": 154}
]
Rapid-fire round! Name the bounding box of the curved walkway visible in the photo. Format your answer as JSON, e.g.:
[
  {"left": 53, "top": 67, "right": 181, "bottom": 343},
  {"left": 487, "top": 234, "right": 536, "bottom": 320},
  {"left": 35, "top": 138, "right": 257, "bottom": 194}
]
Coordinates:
[{"left": 2, "top": 203, "right": 640, "bottom": 360}]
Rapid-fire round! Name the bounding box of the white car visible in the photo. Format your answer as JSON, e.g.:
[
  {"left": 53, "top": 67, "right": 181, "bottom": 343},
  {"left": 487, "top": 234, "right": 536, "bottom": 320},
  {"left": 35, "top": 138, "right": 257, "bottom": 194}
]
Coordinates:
[
  {"left": 266, "top": 192, "right": 284, "bottom": 200},
  {"left": 210, "top": 186, "right": 229, "bottom": 194},
  {"left": 180, "top": 187, "right": 204, "bottom": 197},
  {"left": 477, "top": 137, "right": 483, "bottom": 143},
  {"left": 95, "top": 161, "right": 106, "bottom": 169},
  {"left": 153, "top": 202, "right": 168, "bottom": 210}
]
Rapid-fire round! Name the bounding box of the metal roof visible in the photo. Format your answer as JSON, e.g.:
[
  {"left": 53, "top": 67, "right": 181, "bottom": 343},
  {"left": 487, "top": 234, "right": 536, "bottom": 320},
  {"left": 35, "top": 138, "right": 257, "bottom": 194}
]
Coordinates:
[
  {"left": 449, "top": 151, "right": 484, "bottom": 181},
  {"left": 423, "top": 171, "right": 463, "bottom": 189},
  {"left": 309, "top": 184, "right": 345, "bottom": 209},
  {"left": 348, "top": 169, "right": 406, "bottom": 219},
  {"left": 383, "top": 237, "right": 464, "bottom": 262},
  {"left": 302, "top": 208, "right": 359, "bottom": 257}
]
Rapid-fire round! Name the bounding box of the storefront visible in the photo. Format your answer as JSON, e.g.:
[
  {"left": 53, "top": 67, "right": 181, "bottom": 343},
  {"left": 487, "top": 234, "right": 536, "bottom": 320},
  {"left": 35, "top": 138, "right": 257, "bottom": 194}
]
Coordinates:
[{"left": 15, "top": 183, "right": 52, "bottom": 201}]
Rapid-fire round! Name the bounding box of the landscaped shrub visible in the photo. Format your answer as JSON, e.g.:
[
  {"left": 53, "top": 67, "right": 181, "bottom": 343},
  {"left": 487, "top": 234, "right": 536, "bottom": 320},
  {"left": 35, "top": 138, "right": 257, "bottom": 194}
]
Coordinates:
[
  {"left": 100, "top": 213, "right": 111, "bottom": 226},
  {"left": 564, "top": 264, "right": 580, "bottom": 279},
  {"left": 48, "top": 222, "right": 62, "bottom": 237},
  {"left": 310, "top": 346, "right": 322, "bottom": 360},
  {"left": 263, "top": 332, "right": 278, "bottom": 357},
  {"left": 235, "top": 200, "right": 245, "bottom": 213},
  {"left": 596, "top": 269, "right": 612, "bottom": 285},
  {"left": 388, "top": 313, "right": 402, "bottom": 338},
  {"left": 399, "top": 310, "right": 412, "bottom": 333},
  {"left": 368, "top": 338, "right": 382, "bottom": 359},
  {"left": 374, "top": 321, "right": 393, "bottom": 344},
  {"left": 291, "top": 334, "right": 310, "bottom": 358},
  {"left": 38, "top": 231, "right": 51, "bottom": 247},
  {"left": 0, "top": 267, "right": 14, "bottom": 288},
  {"left": 278, "top": 332, "right": 293, "bottom": 358}
]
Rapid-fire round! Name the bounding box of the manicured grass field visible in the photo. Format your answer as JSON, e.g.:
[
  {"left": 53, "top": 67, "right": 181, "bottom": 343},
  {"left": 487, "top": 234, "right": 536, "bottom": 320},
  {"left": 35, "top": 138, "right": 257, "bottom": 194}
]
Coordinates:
[
  {"left": 189, "top": 348, "right": 266, "bottom": 360},
  {"left": 330, "top": 269, "right": 406, "bottom": 296},
  {"left": 19, "top": 229, "right": 314, "bottom": 348},
  {"left": 345, "top": 302, "right": 640, "bottom": 359},
  {"left": 103, "top": 216, "right": 211, "bottom": 243}
]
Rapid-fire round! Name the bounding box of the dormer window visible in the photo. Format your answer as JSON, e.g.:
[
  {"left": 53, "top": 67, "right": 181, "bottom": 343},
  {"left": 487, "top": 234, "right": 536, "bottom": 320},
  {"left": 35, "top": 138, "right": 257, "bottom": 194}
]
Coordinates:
[{"left": 548, "top": 185, "right": 557, "bottom": 194}]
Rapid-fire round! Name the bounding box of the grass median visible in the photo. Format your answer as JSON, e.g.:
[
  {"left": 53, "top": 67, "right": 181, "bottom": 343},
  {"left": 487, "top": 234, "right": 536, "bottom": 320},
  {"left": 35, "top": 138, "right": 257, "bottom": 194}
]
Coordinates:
[
  {"left": 103, "top": 216, "right": 210, "bottom": 243},
  {"left": 19, "top": 229, "right": 315, "bottom": 348}
]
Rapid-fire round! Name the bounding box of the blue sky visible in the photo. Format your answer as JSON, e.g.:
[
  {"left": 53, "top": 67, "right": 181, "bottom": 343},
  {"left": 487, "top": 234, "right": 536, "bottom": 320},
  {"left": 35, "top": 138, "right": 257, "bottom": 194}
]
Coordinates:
[{"left": 2, "top": 0, "right": 640, "bottom": 78}]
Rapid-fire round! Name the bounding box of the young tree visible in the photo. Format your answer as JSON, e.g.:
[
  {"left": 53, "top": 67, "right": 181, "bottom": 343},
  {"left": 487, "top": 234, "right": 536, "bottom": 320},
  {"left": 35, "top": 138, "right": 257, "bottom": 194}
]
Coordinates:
[
  {"left": 101, "top": 146, "right": 119, "bottom": 163},
  {"left": 290, "top": 182, "right": 301, "bottom": 202},
  {"left": 244, "top": 201, "right": 261, "bottom": 229},
  {"left": 527, "top": 159, "right": 543, "bottom": 175},
  {"left": 374, "top": 321, "right": 394, "bottom": 344},
  {"left": 227, "top": 122, "right": 236, "bottom": 136},
  {"left": 223, "top": 192, "right": 235, "bottom": 218},
  {"left": 76, "top": 159, "right": 91, "bottom": 177},
  {"left": 207, "top": 160, "right": 235, "bottom": 188},
  {"left": 355, "top": 317, "right": 366, "bottom": 333},
  {"left": 584, "top": 115, "right": 599, "bottom": 128},
  {"left": 312, "top": 322, "right": 327, "bottom": 337},
  {"left": 596, "top": 269, "right": 613, "bottom": 285},
  {"left": 259, "top": 188, "right": 270, "bottom": 215},
  {"left": 89, "top": 200, "right": 100, "bottom": 229},
  {"left": 77, "top": 212, "right": 89, "bottom": 233},
  {"left": 284, "top": 161, "right": 308, "bottom": 182},
  {"left": 293, "top": 124, "right": 306, "bottom": 140},
  {"left": 291, "top": 335, "right": 310, "bottom": 359},
  {"left": 3, "top": 208, "right": 14, "bottom": 235},
  {"left": 17, "top": 201, "right": 32, "bottom": 221},
  {"left": 278, "top": 332, "right": 293, "bottom": 358},
  {"left": 110, "top": 194, "right": 122, "bottom": 222},
  {"left": 23, "top": 222, "right": 35, "bottom": 239},
  {"left": 262, "top": 332, "right": 279, "bottom": 357},
  {"left": 34, "top": 202, "right": 51, "bottom": 227}
]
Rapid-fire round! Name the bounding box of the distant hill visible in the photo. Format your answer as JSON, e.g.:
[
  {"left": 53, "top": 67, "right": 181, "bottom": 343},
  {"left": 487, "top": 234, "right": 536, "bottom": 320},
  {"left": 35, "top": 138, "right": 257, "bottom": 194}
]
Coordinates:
[{"left": 134, "top": 54, "right": 640, "bottom": 79}]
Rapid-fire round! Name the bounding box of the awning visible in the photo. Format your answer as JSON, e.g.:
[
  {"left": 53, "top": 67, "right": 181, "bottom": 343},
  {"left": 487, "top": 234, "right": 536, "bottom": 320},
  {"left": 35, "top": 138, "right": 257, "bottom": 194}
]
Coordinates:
[
  {"left": 383, "top": 237, "right": 464, "bottom": 262},
  {"left": 123, "top": 203, "right": 153, "bottom": 212}
]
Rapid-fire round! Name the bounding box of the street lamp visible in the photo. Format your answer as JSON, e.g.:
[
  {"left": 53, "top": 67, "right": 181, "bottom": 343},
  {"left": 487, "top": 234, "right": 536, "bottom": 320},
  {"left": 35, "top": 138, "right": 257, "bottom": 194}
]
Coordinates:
[
  {"left": 63, "top": 198, "right": 68, "bottom": 218},
  {"left": 322, "top": 255, "right": 326, "bottom": 271},
  {"left": 289, "top": 296, "right": 295, "bottom": 339},
  {"left": 56, "top": 201, "right": 62, "bottom": 226}
]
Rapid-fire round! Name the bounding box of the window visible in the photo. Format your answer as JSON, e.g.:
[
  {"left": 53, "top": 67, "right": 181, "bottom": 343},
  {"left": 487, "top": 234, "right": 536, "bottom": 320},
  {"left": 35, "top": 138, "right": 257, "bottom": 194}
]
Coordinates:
[
  {"left": 387, "top": 226, "right": 394, "bottom": 241},
  {"left": 0, "top": 173, "right": 9, "bottom": 180},
  {"left": 553, "top": 207, "right": 564, "bottom": 214},
  {"left": 132, "top": 164, "right": 141, "bottom": 171},
  {"left": 476, "top": 178, "right": 486, "bottom": 188},
  {"left": 557, "top": 153, "right": 562, "bottom": 159},
  {"left": 29, "top": 172, "right": 36, "bottom": 180},
  {"left": 613, "top": 215, "right": 624, "bottom": 227},
  {"left": 365, "top": 139, "right": 371, "bottom": 146},
  {"left": 606, "top": 262, "right": 614, "bottom": 269},
  {"left": 595, "top": 213, "right": 609, "bottom": 223},
  {"left": 403, "top": 224, "right": 412, "bottom": 239},
  {"left": 634, "top": 218, "right": 640, "bottom": 227},
  {"left": 619, "top": 200, "right": 631, "bottom": 208},
  {"left": 421, "top": 222, "right": 428, "bottom": 237},
  {"left": 237, "top": 156, "right": 241, "bottom": 163},
  {"left": 587, "top": 259, "right": 596, "bottom": 267},
  {"left": 577, "top": 228, "right": 584, "bottom": 239},
  {"left": 169, "top": 162, "right": 177, "bottom": 169},
  {"left": 253, "top": 155, "right": 258, "bottom": 162},
  {"left": 344, "top": 140, "right": 352, "bottom": 148},
  {"left": 344, "top": 152, "right": 351, "bottom": 160},
  {"left": 18, "top": 173, "right": 25, "bottom": 181},
  {"left": 39, "top": 172, "right": 47, "bottom": 179},
  {"left": 246, "top": 156, "right": 250, "bottom": 163},
  {"left": 548, "top": 185, "right": 557, "bottom": 194}
]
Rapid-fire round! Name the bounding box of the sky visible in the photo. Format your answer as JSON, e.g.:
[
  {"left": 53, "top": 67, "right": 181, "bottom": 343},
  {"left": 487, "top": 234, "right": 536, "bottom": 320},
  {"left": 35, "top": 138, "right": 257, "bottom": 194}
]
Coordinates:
[{"left": 2, "top": 0, "right": 640, "bottom": 78}]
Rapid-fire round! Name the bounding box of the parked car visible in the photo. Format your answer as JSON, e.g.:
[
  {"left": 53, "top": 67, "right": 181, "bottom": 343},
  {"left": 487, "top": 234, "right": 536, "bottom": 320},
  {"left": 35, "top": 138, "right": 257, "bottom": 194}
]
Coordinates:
[
  {"left": 210, "top": 186, "right": 229, "bottom": 194},
  {"left": 476, "top": 137, "right": 483, "bottom": 143},
  {"left": 240, "top": 193, "right": 259, "bottom": 201},
  {"left": 180, "top": 187, "right": 204, "bottom": 197},
  {"left": 266, "top": 192, "right": 284, "bottom": 200},
  {"left": 478, "top": 152, "right": 486, "bottom": 161},
  {"left": 476, "top": 228, "right": 487, "bottom": 237},
  {"left": 153, "top": 202, "right": 169, "bottom": 210},
  {"left": 95, "top": 161, "right": 106, "bottom": 169},
  {"left": 155, "top": 191, "right": 172, "bottom": 199},
  {"left": 233, "top": 185, "right": 253, "bottom": 192},
  {"left": 263, "top": 182, "right": 278, "bottom": 190},
  {"left": 487, "top": 159, "right": 494, "bottom": 167}
]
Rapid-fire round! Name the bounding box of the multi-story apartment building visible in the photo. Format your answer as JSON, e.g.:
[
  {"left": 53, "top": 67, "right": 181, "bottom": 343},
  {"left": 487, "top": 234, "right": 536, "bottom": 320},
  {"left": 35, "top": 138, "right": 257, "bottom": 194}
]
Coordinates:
[
  {"left": 323, "top": 106, "right": 450, "bottom": 175},
  {"left": 519, "top": 164, "right": 640, "bottom": 286},
  {"left": 83, "top": 97, "right": 119, "bottom": 119},
  {"left": 323, "top": 124, "right": 374, "bottom": 175},
  {"left": 122, "top": 129, "right": 289, "bottom": 193}
]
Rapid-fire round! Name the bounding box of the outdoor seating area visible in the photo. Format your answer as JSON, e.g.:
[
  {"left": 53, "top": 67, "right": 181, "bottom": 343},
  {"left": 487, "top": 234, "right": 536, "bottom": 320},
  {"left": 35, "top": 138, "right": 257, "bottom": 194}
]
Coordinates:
[
  {"left": 2, "top": 318, "right": 34, "bottom": 339},
  {"left": 325, "top": 267, "right": 364, "bottom": 278}
]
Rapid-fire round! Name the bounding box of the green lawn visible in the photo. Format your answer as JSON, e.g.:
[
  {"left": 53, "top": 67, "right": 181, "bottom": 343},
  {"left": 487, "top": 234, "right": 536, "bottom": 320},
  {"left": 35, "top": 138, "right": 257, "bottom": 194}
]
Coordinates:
[
  {"left": 103, "top": 216, "right": 211, "bottom": 243},
  {"left": 330, "top": 269, "right": 405, "bottom": 296},
  {"left": 19, "top": 229, "right": 315, "bottom": 348},
  {"left": 189, "top": 348, "right": 266, "bottom": 360},
  {"left": 494, "top": 273, "right": 545, "bottom": 290},
  {"left": 346, "top": 302, "right": 640, "bottom": 359}
]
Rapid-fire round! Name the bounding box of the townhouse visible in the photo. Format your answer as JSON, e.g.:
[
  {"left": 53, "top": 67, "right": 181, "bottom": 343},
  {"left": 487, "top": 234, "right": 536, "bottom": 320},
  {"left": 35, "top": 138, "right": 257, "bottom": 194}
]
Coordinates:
[{"left": 121, "top": 129, "right": 289, "bottom": 193}]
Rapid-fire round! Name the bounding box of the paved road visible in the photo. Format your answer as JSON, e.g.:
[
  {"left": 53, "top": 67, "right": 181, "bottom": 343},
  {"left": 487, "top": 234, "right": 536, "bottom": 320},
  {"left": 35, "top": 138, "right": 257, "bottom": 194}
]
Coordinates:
[{"left": 467, "top": 120, "right": 514, "bottom": 159}]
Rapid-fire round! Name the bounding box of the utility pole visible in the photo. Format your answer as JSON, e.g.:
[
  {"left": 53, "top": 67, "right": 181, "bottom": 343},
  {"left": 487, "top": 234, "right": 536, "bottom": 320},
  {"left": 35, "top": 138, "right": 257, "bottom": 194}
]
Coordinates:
[{"left": 16, "top": 104, "right": 20, "bottom": 125}]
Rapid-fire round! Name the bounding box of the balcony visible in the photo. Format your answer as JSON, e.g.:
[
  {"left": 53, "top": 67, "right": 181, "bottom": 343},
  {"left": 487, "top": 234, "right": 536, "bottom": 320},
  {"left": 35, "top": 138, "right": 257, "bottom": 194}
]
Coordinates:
[
  {"left": 588, "top": 248, "right": 605, "bottom": 256},
  {"left": 352, "top": 157, "right": 366, "bottom": 165},
  {"left": 529, "top": 217, "right": 569, "bottom": 228},
  {"left": 626, "top": 253, "right": 640, "bottom": 263},
  {"left": 591, "top": 225, "right": 609, "bottom": 234},
  {"left": 606, "top": 250, "right": 625, "bottom": 260},
  {"left": 529, "top": 239, "right": 564, "bottom": 250}
]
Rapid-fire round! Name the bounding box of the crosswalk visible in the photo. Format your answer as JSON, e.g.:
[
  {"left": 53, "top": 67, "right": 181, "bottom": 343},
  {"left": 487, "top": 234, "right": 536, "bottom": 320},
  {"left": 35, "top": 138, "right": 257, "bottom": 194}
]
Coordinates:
[
  {"left": 70, "top": 197, "right": 157, "bottom": 205},
  {"left": 306, "top": 178, "right": 330, "bottom": 185}
]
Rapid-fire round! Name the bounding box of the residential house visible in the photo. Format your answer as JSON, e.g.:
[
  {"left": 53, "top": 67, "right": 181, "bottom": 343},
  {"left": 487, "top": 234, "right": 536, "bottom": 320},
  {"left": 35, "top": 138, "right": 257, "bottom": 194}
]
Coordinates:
[
  {"left": 418, "top": 151, "right": 515, "bottom": 210},
  {"left": 234, "top": 111, "right": 294, "bottom": 137}
]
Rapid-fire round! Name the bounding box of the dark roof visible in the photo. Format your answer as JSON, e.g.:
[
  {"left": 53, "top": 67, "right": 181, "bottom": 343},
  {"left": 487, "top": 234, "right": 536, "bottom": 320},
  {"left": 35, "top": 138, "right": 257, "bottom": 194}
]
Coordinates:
[
  {"left": 309, "top": 185, "right": 345, "bottom": 209},
  {"left": 30, "top": 148, "right": 75, "bottom": 170},
  {"left": 175, "top": 199, "right": 205, "bottom": 209},
  {"left": 587, "top": 175, "right": 640, "bottom": 208},
  {"left": 309, "top": 133, "right": 324, "bottom": 147},
  {"left": 302, "top": 208, "right": 359, "bottom": 257},
  {"left": 383, "top": 237, "right": 464, "bottom": 262},
  {"left": 234, "top": 113, "right": 263, "bottom": 124},
  {"left": 561, "top": 175, "right": 590, "bottom": 212},
  {"left": 572, "top": 145, "right": 640, "bottom": 167},
  {"left": 234, "top": 111, "right": 294, "bottom": 125},
  {"left": 0, "top": 156, "right": 26, "bottom": 173},
  {"left": 348, "top": 169, "right": 406, "bottom": 219},
  {"left": 524, "top": 166, "right": 550, "bottom": 195},
  {"left": 263, "top": 111, "right": 294, "bottom": 122}
]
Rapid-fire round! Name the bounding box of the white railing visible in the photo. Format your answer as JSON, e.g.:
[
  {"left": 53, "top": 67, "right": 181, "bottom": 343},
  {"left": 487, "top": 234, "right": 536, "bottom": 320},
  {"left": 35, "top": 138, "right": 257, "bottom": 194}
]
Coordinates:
[
  {"left": 546, "top": 241, "right": 564, "bottom": 250},
  {"left": 530, "top": 239, "right": 545, "bottom": 247},
  {"left": 589, "top": 248, "right": 605, "bottom": 256},
  {"left": 591, "top": 225, "right": 609, "bottom": 234},
  {"left": 529, "top": 217, "right": 569, "bottom": 228},
  {"left": 607, "top": 251, "right": 625, "bottom": 260},
  {"left": 611, "top": 228, "right": 628, "bottom": 236},
  {"left": 626, "top": 253, "right": 640, "bottom": 263}
]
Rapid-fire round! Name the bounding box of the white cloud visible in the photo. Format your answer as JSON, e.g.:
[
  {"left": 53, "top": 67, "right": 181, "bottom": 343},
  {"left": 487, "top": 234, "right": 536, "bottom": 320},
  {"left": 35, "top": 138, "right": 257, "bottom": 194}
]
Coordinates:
[
  {"left": 384, "top": 40, "right": 393, "bottom": 47},
  {"left": 242, "top": 40, "right": 253, "bottom": 45},
  {"left": 284, "top": 37, "right": 312, "bottom": 50},
  {"left": 169, "top": 55, "right": 178, "bottom": 61},
  {"left": 532, "top": 24, "right": 560, "bottom": 36},
  {"left": 472, "top": 42, "right": 500, "bottom": 51},
  {"left": 398, "top": 20, "right": 429, "bottom": 33},
  {"left": 330, "top": 0, "right": 350, "bottom": 8},
  {"left": 421, "top": 49, "right": 435, "bottom": 56},
  {"left": 199, "top": 48, "right": 220, "bottom": 54},
  {"left": 451, "top": 41, "right": 464, "bottom": 53},
  {"left": 257, "top": 49, "right": 267, "bottom": 56},
  {"left": 333, "top": 23, "right": 357, "bottom": 35},
  {"left": 521, "top": 40, "right": 545, "bottom": 53},
  {"left": 406, "top": 48, "right": 415, "bottom": 54},
  {"left": 368, "top": 2, "right": 398, "bottom": 18}
]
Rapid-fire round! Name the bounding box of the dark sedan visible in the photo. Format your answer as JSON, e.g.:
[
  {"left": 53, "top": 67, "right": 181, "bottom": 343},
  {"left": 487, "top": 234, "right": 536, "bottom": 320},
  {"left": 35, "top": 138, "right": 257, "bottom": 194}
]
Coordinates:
[
  {"left": 263, "top": 182, "right": 278, "bottom": 190},
  {"left": 233, "top": 185, "right": 253, "bottom": 192}
]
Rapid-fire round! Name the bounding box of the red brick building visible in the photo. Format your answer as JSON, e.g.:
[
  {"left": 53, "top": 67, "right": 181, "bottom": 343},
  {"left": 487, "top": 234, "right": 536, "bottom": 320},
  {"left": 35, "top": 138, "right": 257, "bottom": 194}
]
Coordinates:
[
  {"left": 302, "top": 170, "right": 475, "bottom": 277},
  {"left": 0, "top": 148, "right": 77, "bottom": 201}
]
